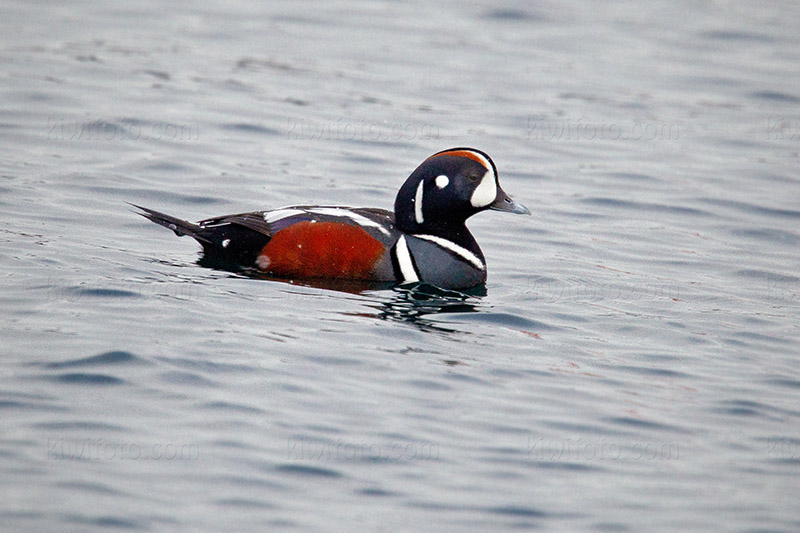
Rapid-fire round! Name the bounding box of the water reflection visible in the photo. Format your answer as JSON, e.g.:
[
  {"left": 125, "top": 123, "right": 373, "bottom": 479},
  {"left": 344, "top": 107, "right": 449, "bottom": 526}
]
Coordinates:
[
  {"left": 202, "top": 260, "right": 488, "bottom": 332},
  {"left": 354, "top": 283, "right": 487, "bottom": 333}
]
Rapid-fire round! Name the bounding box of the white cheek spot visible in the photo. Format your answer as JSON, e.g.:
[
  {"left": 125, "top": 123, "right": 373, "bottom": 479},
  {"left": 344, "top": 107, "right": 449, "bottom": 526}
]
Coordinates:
[
  {"left": 221, "top": 239, "right": 231, "bottom": 248},
  {"left": 470, "top": 169, "right": 497, "bottom": 208},
  {"left": 435, "top": 175, "right": 449, "bottom": 189},
  {"left": 414, "top": 181, "right": 424, "bottom": 224},
  {"left": 256, "top": 255, "right": 271, "bottom": 270}
]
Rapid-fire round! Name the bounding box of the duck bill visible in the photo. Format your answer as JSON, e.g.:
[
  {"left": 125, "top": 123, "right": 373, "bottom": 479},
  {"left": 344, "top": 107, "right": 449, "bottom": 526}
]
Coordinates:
[{"left": 489, "top": 188, "right": 531, "bottom": 215}]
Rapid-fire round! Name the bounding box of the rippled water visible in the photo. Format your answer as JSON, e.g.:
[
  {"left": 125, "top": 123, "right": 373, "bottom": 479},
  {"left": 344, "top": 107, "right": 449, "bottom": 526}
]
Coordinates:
[{"left": 2, "top": 1, "right": 799, "bottom": 531}]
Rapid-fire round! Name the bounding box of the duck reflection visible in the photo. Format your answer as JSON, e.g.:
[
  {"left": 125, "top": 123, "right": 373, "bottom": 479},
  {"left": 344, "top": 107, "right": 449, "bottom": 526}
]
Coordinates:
[
  {"left": 231, "top": 266, "right": 484, "bottom": 331},
  {"left": 203, "top": 259, "right": 487, "bottom": 332},
  {"left": 359, "top": 283, "right": 486, "bottom": 331}
]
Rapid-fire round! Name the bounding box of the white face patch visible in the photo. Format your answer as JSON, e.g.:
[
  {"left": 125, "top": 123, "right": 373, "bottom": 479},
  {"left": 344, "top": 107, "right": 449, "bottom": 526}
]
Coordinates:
[
  {"left": 394, "top": 236, "right": 419, "bottom": 282},
  {"left": 414, "top": 181, "right": 424, "bottom": 224},
  {"left": 415, "top": 234, "right": 485, "bottom": 270},
  {"left": 470, "top": 169, "right": 497, "bottom": 208},
  {"left": 221, "top": 239, "right": 231, "bottom": 248},
  {"left": 435, "top": 175, "right": 449, "bottom": 189}
]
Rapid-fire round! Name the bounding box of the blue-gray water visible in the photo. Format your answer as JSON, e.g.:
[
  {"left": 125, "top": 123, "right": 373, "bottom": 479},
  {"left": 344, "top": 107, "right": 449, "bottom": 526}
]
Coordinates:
[{"left": 2, "top": 1, "right": 799, "bottom": 531}]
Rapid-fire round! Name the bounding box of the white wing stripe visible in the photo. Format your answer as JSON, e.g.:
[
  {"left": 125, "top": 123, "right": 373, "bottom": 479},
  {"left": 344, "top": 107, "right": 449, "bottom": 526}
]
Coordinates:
[
  {"left": 263, "top": 208, "right": 305, "bottom": 223},
  {"left": 306, "top": 207, "right": 391, "bottom": 236}
]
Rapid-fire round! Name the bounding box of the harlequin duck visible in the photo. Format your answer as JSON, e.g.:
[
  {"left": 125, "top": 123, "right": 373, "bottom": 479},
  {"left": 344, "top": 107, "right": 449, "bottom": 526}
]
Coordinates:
[{"left": 133, "top": 147, "right": 529, "bottom": 289}]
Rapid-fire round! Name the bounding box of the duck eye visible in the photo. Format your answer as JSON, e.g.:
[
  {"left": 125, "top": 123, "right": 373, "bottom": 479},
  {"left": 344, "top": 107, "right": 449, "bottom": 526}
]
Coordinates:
[{"left": 466, "top": 173, "right": 481, "bottom": 182}]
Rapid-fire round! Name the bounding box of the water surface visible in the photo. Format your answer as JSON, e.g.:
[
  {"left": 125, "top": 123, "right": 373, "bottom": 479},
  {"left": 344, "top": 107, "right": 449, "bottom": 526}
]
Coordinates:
[{"left": 2, "top": 1, "right": 799, "bottom": 531}]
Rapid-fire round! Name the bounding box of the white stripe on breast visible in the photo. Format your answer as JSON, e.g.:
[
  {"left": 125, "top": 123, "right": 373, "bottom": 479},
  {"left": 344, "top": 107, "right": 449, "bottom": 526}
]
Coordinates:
[
  {"left": 394, "top": 236, "right": 419, "bottom": 283},
  {"left": 415, "top": 234, "right": 485, "bottom": 270}
]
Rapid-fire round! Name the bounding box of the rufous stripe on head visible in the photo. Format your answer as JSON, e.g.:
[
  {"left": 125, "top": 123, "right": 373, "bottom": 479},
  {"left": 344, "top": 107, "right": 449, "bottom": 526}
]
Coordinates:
[{"left": 427, "top": 149, "right": 491, "bottom": 172}]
